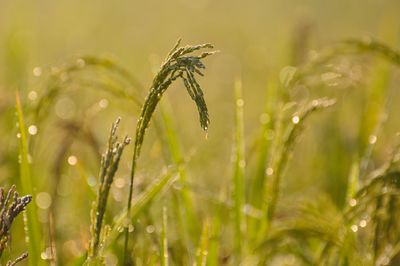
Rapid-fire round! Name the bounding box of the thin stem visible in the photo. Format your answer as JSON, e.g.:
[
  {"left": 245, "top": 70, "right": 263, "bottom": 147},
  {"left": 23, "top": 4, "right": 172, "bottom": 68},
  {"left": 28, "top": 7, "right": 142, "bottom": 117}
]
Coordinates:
[{"left": 123, "top": 40, "right": 215, "bottom": 264}]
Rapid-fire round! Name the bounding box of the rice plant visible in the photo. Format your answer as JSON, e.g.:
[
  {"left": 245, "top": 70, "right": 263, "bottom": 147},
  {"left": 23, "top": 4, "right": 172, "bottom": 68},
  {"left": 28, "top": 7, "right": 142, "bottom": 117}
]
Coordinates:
[
  {"left": 85, "top": 118, "right": 130, "bottom": 265},
  {"left": 0, "top": 185, "right": 31, "bottom": 266},
  {"left": 123, "top": 39, "right": 215, "bottom": 264},
  {"left": 2, "top": 17, "right": 400, "bottom": 265}
]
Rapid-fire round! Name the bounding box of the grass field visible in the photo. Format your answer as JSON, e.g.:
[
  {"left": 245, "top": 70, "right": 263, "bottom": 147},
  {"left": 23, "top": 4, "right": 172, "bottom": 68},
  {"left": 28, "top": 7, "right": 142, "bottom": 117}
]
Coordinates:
[{"left": 1, "top": 1, "right": 400, "bottom": 265}]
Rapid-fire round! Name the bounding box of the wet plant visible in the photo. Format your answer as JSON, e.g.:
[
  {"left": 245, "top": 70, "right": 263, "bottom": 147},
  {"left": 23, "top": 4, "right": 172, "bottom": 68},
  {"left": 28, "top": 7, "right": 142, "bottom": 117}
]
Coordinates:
[
  {"left": 4, "top": 35, "right": 400, "bottom": 266},
  {"left": 123, "top": 39, "right": 216, "bottom": 263},
  {"left": 0, "top": 185, "right": 31, "bottom": 266},
  {"left": 266, "top": 97, "right": 336, "bottom": 221},
  {"left": 85, "top": 118, "right": 130, "bottom": 265}
]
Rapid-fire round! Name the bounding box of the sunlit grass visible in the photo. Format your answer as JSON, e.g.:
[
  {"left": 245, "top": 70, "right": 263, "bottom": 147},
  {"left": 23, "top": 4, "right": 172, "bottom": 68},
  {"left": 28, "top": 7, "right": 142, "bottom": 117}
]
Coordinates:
[{"left": 1, "top": 33, "right": 400, "bottom": 265}]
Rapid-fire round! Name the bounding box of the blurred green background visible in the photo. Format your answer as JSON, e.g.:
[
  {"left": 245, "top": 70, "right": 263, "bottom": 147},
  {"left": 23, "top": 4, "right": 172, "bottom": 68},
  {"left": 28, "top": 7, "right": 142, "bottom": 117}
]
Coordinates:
[{"left": 1, "top": 0, "right": 400, "bottom": 265}]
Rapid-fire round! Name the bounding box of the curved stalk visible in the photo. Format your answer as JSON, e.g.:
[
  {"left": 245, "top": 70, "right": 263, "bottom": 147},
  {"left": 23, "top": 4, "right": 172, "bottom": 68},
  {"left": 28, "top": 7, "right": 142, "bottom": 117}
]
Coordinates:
[{"left": 123, "top": 40, "right": 215, "bottom": 264}]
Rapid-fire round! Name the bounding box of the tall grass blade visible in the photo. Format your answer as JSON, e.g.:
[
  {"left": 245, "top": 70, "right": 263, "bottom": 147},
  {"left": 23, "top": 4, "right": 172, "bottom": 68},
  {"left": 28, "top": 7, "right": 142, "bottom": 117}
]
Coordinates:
[
  {"left": 343, "top": 38, "right": 400, "bottom": 67},
  {"left": 195, "top": 219, "right": 210, "bottom": 266},
  {"left": 346, "top": 160, "right": 359, "bottom": 204},
  {"left": 267, "top": 98, "right": 336, "bottom": 221},
  {"left": 15, "top": 93, "right": 43, "bottom": 266},
  {"left": 232, "top": 79, "right": 246, "bottom": 258},
  {"left": 206, "top": 203, "right": 223, "bottom": 266},
  {"left": 247, "top": 78, "right": 278, "bottom": 241},
  {"left": 160, "top": 206, "right": 168, "bottom": 266},
  {"left": 158, "top": 100, "right": 199, "bottom": 244},
  {"left": 359, "top": 61, "right": 392, "bottom": 178}
]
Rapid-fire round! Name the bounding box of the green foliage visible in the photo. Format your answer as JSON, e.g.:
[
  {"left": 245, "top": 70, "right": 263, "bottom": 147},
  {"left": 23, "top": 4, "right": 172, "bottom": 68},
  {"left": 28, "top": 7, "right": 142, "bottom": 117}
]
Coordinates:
[
  {"left": 15, "top": 94, "right": 43, "bottom": 266},
  {"left": 2, "top": 35, "right": 400, "bottom": 266},
  {"left": 124, "top": 39, "right": 215, "bottom": 262}
]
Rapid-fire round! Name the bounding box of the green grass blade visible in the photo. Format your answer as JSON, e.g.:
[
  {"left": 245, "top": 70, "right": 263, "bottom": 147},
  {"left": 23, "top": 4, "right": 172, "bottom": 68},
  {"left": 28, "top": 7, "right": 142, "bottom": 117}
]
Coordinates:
[
  {"left": 359, "top": 61, "right": 392, "bottom": 177},
  {"left": 346, "top": 159, "right": 359, "bottom": 204},
  {"left": 247, "top": 78, "right": 278, "bottom": 241},
  {"left": 15, "top": 93, "right": 44, "bottom": 266},
  {"left": 267, "top": 98, "right": 336, "bottom": 221},
  {"left": 195, "top": 219, "right": 210, "bottom": 266},
  {"left": 207, "top": 204, "right": 223, "bottom": 266},
  {"left": 160, "top": 206, "right": 168, "bottom": 266},
  {"left": 232, "top": 79, "right": 246, "bottom": 258},
  {"left": 158, "top": 99, "right": 199, "bottom": 241}
]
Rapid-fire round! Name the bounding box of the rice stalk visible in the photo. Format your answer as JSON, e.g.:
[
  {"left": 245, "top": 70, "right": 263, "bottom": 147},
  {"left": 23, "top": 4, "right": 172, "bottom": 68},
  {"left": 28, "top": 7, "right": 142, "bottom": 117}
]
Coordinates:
[
  {"left": 85, "top": 118, "right": 130, "bottom": 265},
  {"left": 6, "top": 253, "right": 29, "bottom": 266},
  {"left": 0, "top": 185, "right": 31, "bottom": 266},
  {"left": 194, "top": 219, "right": 210, "bottom": 266},
  {"left": 359, "top": 60, "right": 393, "bottom": 178},
  {"left": 266, "top": 98, "right": 336, "bottom": 221},
  {"left": 34, "top": 55, "right": 143, "bottom": 124},
  {"left": 286, "top": 38, "right": 400, "bottom": 90},
  {"left": 123, "top": 39, "right": 215, "bottom": 263},
  {"left": 207, "top": 205, "right": 223, "bottom": 266},
  {"left": 342, "top": 38, "right": 400, "bottom": 66}
]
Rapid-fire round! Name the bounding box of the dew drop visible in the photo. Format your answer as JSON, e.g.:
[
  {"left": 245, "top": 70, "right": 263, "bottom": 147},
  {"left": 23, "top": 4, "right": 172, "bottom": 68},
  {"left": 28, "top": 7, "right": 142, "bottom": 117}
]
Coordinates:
[
  {"left": 87, "top": 176, "right": 97, "bottom": 187},
  {"left": 236, "top": 99, "right": 244, "bottom": 107},
  {"left": 99, "top": 99, "right": 109, "bottom": 109},
  {"left": 292, "top": 116, "right": 300, "bottom": 124},
  {"left": 266, "top": 168, "right": 274, "bottom": 176},
  {"left": 128, "top": 224, "right": 134, "bottom": 232},
  {"left": 28, "top": 90, "right": 38, "bottom": 101},
  {"left": 359, "top": 219, "right": 367, "bottom": 228},
  {"left": 351, "top": 224, "right": 358, "bottom": 232},
  {"left": 368, "top": 135, "right": 377, "bottom": 144},
  {"left": 16, "top": 133, "right": 21, "bottom": 139},
  {"left": 33, "top": 67, "right": 42, "bottom": 77},
  {"left": 146, "top": 225, "right": 155, "bottom": 234},
  {"left": 67, "top": 155, "right": 78, "bottom": 166},
  {"left": 28, "top": 125, "right": 38, "bottom": 135},
  {"left": 349, "top": 198, "right": 357, "bottom": 207}
]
